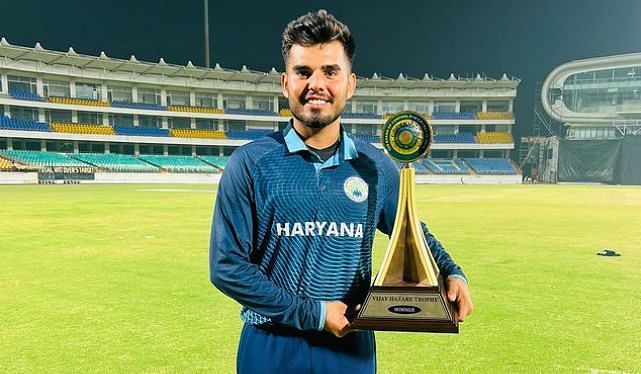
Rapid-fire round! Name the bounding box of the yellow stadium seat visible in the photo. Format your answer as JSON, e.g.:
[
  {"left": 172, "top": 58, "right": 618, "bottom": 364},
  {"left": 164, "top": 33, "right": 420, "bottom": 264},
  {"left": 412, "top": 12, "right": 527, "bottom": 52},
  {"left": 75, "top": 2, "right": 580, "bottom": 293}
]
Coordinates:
[
  {"left": 0, "top": 156, "right": 14, "bottom": 170},
  {"left": 476, "top": 112, "right": 514, "bottom": 120},
  {"left": 51, "top": 122, "right": 115, "bottom": 136},
  {"left": 170, "top": 128, "right": 227, "bottom": 139},
  {"left": 477, "top": 131, "right": 513, "bottom": 144}
]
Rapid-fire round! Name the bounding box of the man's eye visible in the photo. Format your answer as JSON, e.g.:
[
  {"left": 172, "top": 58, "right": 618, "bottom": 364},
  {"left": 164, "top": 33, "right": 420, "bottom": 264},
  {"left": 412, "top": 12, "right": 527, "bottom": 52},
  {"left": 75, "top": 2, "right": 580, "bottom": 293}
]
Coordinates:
[
  {"left": 325, "top": 70, "right": 337, "bottom": 77},
  {"left": 297, "top": 71, "right": 311, "bottom": 78}
]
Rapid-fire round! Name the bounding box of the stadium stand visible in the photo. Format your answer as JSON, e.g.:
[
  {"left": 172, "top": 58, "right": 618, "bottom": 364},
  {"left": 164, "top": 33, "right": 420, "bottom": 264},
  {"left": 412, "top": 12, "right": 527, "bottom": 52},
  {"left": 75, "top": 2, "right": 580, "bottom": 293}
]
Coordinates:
[
  {"left": 226, "top": 129, "right": 273, "bottom": 140},
  {"left": 413, "top": 160, "right": 431, "bottom": 174},
  {"left": 69, "top": 153, "right": 159, "bottom": 172},
  {"left": 113, "top": 125, "right": 170, "bottom": 137},
  {"left": 51, "top": 122, "right": 116, "bottom": 136},
  {"left": 137, "top": 155, "right": 218, "bottom": 173},
  {"left": 383, "top": 113, "right": 432, "bottom": 120},
  {"left": 424, "top": 158, "right": 461, "bottom": 174},
  {"left": 48, "top": 96, "right": 110, "bottom": 107},
  {"left": 431, "top": 112, "right": 476, "bottom": 120},
  {"left": 0, "top": 116, "right": 51, "bottom": 132},
  {"left": 224, "top": 108, "right": 278, "bottom": 116},
  {"left": 0, "top": 156, "right": 14, "bottom": 171},
  {"left": 477, "top": 132, "right": 513, "bottom": 144},
  {"left": 464, "top": 158, "right": 515, "bottom": 174},
  {"left": 279, "top": 108, "right": 292, "bottom": 117},
  {"left": 0, "top": 150, "right": 88, "bottom": 167},
  {"left": 453, "top": 158, "right": 470, "bottom": 173},
  {"left": 433, "top": 133, "right": 476, "bottom": 143},
  {"left": 198, "top": 155, "right": 230, "bottom": 170},
  {"left": 351, "top": 134, "right": 381, "bottom": 143},
  {"left": 476, "top": 111, "right": 514, "bottom": 120},
  {"left": 8, "top": 89, "right": 46, "bottom": 101},
  {"left": 0, "top": 43, "right": 521, "bottom": 183},
  {"left": 168, "top": 105, "right": 224, "bottom": 114},
  {"left": 111, "top": 101, "right": 167, "bottom": 111},
  {"left": 342, "top": 112, "right": 382, "bottom": 120},
  {"left": 170, "top": 128, "right": 226, "bottom": 139}
]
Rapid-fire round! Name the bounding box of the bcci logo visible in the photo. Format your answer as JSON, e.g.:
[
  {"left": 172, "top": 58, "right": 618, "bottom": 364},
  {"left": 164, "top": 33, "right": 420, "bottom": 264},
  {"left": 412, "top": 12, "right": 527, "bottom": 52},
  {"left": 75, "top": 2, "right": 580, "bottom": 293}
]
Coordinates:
[{"left": 343, "top": 177, "right": 368, "bottom": 203}]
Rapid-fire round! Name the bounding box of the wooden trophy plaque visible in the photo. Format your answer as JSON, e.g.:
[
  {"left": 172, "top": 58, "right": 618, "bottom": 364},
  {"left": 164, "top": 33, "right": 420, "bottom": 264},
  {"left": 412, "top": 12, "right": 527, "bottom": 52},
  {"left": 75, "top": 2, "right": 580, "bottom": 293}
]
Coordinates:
[{"left": 350, "top": 111, "right": 459, "bottom": 333}]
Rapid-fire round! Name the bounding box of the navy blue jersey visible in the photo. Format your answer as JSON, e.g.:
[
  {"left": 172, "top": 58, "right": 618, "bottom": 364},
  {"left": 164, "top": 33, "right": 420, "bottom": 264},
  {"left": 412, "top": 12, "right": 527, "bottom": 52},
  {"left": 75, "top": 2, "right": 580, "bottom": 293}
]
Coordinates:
[{"left": 210, "top": 123, "right": 465, "bottom": 331}]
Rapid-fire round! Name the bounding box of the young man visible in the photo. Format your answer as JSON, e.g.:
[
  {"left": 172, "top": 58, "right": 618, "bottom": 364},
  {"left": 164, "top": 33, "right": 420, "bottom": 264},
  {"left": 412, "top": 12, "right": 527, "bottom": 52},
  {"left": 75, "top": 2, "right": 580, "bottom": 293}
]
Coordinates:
[{"left": 210, "top": 10, "right": 473, "bottom": 373}]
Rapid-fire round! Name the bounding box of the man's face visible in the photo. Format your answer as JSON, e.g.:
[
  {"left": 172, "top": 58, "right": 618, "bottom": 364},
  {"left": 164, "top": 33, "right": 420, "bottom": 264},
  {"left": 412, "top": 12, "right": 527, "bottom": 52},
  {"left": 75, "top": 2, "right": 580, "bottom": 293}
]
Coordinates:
[{"left": 281, "top": 41, "right": 356, "bottom": 129}]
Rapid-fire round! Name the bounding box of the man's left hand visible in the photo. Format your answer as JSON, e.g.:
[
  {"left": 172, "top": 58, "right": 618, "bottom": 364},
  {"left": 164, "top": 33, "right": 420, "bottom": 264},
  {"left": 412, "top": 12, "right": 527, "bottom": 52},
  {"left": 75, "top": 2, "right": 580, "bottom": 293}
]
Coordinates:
[{"left": 446, "top": 277, "right": 473, "bottom": 322}]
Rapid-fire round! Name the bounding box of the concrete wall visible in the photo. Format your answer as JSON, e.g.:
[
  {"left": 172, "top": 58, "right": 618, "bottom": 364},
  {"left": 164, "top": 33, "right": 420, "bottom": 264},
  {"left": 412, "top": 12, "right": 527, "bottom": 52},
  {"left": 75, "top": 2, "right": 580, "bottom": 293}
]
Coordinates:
[
  {"left": 0, "top": 172, "right": 39, "bottom": 184},
  {"left": 415, "top": 174, "right": 522, "bottom": 184},
  {"left": 91, "top": 173, "right": 222, "bottom": 184}
]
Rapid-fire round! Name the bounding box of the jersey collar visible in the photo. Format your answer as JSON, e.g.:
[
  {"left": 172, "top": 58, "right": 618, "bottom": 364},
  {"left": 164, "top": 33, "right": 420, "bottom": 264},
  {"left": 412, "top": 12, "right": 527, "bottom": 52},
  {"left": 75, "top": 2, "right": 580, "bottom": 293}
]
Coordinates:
[{"left": 283, "top": 120, "right": 359, "bottom": 162}]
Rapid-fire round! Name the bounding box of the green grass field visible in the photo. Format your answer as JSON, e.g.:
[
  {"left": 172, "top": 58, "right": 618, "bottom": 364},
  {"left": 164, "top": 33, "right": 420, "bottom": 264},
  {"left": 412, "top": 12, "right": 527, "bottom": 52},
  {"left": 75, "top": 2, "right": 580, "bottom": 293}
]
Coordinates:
[{"left": 1, "top": 183, "right": 640, "bottom": 373}]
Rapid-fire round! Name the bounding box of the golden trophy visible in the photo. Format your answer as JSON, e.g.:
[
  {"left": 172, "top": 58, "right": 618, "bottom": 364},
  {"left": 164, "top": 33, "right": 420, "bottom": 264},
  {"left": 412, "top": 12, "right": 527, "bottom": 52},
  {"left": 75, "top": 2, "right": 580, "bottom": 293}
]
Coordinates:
[{"left": 350, "top": 111, "right": 459, "bottom": 333}]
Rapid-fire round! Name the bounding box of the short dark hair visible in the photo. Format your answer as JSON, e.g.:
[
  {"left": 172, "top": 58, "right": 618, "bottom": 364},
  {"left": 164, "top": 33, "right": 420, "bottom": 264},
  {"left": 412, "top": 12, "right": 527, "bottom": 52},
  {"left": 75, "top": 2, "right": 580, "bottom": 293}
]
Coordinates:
[{"left": 281, "top": 9, "right": 355, "bottom": 68}]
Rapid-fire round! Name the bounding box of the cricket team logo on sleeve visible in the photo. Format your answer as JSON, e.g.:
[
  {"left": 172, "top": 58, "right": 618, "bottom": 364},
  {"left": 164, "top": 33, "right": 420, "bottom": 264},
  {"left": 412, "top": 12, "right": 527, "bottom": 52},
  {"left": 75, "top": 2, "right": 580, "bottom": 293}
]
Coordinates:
[{"left": 343, "top": 176, "right": 369, "bottom": 203}]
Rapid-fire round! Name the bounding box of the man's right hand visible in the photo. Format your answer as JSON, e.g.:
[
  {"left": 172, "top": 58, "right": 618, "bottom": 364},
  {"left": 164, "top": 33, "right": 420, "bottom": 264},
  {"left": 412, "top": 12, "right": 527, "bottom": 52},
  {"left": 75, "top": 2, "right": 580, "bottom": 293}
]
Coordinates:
[{"left": 323, "top": 301, "right": 351, "bottom": 338}]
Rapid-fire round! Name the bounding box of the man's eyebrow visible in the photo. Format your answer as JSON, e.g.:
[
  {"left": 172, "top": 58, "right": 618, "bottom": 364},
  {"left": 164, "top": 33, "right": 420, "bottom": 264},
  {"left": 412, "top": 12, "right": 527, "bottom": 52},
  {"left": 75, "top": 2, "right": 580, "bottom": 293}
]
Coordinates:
[
  {"left": 322, "top": 64, "right": 342, "bottom": 71},
  {"left": 292, "top": 64, "right": 311, "bottom": 71},
  {"left": 291, "top": 64, "right": 342, "bottom": 71}
]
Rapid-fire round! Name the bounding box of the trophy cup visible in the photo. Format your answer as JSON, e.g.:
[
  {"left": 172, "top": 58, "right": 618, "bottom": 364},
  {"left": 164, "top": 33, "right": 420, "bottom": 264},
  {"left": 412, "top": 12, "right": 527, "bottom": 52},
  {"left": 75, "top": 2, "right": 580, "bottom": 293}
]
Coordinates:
[{"left": 350, "top": 111, "right": 459, "bottom": 333}]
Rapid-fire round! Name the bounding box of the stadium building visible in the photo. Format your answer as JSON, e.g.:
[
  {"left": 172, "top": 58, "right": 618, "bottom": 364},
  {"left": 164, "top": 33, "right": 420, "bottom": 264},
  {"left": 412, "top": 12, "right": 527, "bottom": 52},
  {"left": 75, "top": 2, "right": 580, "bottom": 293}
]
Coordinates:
[
  {"left": 0, "top": 39, "right": 521, "bottom": 184},
  {"left": 538, "top": 53, "right": 641, "bottom": 184}
]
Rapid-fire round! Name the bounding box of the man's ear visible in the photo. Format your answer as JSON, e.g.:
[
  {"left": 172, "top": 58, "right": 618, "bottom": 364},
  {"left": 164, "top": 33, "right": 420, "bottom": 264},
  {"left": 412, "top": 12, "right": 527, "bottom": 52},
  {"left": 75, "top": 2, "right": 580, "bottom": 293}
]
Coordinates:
[
  {"left": 280, "top": 72, "right": 289, "bottom": 99},
  {"left": 346, "top": 72, "right": 356, "bottom": 100}
]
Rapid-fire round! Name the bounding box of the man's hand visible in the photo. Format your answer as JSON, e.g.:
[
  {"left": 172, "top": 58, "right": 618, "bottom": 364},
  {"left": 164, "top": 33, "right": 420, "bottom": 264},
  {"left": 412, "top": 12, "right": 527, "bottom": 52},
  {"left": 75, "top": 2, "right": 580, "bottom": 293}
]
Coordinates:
[
  {"left": 446, "top": 277, "right": 473, "bottom": 322},
  {"left": 323, "top": 301, "right": 351, "bottom": 338}
]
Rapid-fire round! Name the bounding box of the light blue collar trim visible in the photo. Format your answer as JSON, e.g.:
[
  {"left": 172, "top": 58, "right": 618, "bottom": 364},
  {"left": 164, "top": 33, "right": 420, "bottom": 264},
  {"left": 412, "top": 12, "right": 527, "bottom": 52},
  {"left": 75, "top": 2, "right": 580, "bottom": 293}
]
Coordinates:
[
  {"left": 283, "top": 121, "right": 359, "bottom": 163},
  {"left": 283, "top": 123, "right": 308, "bottom": 154}
]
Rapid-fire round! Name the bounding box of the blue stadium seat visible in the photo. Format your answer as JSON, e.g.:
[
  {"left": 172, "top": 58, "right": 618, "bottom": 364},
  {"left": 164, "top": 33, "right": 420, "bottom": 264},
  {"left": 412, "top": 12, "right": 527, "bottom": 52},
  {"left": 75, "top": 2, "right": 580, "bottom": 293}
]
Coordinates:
[
  {"left": 464, "top": 158, "right": 515, "bottom": 175},
  {"left": 8, "top": 89, "right": 46, "bottom": 102},
  {"left": 226, "top": 129, "right": 273, "bottom": 140},
  {"left": 225, "top": 108, "right": 278, "bottom": 116},
  {"left": 351, "top": 134, "right": 381, "bottom": 143},
  {"left": 111, "top": 101, "right": 167, "bottom": 111},
  {"left": 342, "top": 112, "right": 382, "bottom": 120},
  {"left": 114, "top": 125, "right": 170, "bottom": 137},
  {"left": 431, "top": 112, "right": 475, "bottom": 120},
  {"left": 433, "top": 133, "right": 476, "bottom": 143},
  {"left": 0, "top": 116, "right": 50, "bottom": 132}
]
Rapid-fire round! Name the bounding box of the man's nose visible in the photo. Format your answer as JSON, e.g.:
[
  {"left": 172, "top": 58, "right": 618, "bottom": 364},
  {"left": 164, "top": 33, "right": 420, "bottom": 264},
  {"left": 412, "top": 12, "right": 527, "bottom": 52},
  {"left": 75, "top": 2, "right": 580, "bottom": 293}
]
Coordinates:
[{"left": 307, "top": 71, "right": 325, "bottom": 92}]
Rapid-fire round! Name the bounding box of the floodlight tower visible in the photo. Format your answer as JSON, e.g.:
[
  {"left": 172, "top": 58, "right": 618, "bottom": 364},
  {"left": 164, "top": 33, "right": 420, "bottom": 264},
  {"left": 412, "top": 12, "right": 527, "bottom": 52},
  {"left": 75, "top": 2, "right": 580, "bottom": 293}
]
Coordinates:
[{"left": 204, "top": 0, "right": 211, "bottom": 68}]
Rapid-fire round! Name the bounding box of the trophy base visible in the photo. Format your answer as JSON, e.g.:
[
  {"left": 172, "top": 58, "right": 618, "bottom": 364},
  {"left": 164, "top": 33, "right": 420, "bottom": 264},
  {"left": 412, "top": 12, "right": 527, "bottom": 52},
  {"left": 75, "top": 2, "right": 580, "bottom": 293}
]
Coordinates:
[{"left": 350, "top": 277, "right": 459, "bottom": 333}]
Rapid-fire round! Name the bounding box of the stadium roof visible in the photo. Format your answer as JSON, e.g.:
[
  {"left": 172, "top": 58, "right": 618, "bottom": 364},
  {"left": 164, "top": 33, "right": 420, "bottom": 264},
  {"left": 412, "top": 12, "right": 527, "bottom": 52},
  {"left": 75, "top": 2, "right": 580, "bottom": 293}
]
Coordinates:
[{"left": 0, "top": 37, "right": 520, "bottom": 89}]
